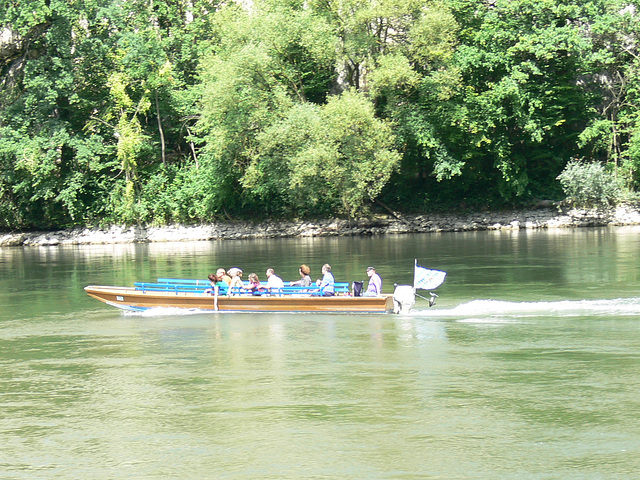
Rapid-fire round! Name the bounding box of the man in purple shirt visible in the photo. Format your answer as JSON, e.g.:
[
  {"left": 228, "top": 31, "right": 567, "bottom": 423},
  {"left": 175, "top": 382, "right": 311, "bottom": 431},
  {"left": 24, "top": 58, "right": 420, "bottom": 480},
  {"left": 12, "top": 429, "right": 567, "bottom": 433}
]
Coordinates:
[{"left": 363, "top": 266, "right": 382, "bottom": 296}]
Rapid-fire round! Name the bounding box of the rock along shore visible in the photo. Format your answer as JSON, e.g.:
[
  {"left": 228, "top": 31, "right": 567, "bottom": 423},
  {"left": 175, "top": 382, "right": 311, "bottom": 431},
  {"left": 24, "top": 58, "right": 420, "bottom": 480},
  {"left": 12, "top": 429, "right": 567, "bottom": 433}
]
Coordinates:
[{"left": 2, "top": 204, "right": 640, "bottom": 247}]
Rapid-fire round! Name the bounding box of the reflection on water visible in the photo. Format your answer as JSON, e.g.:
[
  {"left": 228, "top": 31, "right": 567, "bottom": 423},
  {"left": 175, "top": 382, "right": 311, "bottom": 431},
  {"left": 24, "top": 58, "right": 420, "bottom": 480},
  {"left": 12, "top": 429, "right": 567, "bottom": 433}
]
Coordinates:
[{"left": 2, "top": 228, "right": 640, "bottom": 478}]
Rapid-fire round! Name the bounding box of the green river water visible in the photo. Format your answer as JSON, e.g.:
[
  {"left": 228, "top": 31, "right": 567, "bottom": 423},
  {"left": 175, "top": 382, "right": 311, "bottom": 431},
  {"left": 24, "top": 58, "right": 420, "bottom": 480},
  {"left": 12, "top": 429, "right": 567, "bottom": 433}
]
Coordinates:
[{"left": 1, "top": 227, "right": 640, "bottom": 479}]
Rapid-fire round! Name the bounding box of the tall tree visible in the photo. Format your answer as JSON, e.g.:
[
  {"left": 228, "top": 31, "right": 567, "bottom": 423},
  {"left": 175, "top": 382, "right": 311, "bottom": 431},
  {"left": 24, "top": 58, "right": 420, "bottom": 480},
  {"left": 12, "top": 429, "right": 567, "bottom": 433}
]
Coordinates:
[
  {"left": 0, "top": 0, "right": 218, "bottom": 228},
  {"left": 194, "top": 1, "right": 338, "bottom": 216},
  {"left": 243, "top": 89, "right": 400, "bottom": 216},
  {"left": 579, "top": 0, "right": 640, "bottom": 188},
  {"left": 0, "top": 0, "right": 119, "bottom": 228}
]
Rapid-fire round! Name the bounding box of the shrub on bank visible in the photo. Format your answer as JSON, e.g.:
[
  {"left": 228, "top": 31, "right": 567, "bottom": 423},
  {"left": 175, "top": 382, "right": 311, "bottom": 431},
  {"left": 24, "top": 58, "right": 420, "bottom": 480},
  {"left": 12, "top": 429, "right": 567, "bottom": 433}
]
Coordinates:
[{"left": 557, "top": 160, "right": 622, "bottom": 208}]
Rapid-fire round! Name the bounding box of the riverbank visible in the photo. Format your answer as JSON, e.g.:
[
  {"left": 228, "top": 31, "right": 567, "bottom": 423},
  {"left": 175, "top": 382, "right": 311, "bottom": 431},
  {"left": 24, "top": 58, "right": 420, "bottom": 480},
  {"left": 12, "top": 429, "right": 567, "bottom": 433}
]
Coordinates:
[{"left": 2, "top": 204, "right": 640, "bottom": 246}]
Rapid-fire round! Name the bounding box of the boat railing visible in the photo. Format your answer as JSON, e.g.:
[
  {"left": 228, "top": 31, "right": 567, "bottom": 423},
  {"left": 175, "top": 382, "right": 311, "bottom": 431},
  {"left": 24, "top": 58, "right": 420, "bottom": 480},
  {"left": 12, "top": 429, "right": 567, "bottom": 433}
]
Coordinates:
[
  {"left": 134, "top": 282, "right": 224, "bottom": 294},
  {"left": 226, "top": 283, "right": 351, "bottom": 296},
  {"left": 156, "top": 278, "right": 348, "bottom": 292},
  {"left": 135, "top": 281, "right": 351, "bottom": 296},
  {"left": 157, "top": 278, "right": 210, "bottom": 285}
]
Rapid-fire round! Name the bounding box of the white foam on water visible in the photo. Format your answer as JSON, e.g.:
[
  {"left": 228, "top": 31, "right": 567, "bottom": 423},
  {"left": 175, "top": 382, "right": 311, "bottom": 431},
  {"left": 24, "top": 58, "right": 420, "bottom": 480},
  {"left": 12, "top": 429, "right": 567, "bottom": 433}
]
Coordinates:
[{"left": 412, "top": 297, "right": 640, "bottom": 319}]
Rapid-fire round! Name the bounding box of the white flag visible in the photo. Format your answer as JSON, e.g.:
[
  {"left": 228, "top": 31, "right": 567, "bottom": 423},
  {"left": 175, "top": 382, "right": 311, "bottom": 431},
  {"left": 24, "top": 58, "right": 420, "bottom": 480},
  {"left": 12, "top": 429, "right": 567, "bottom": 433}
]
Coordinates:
[{"left": 414, "top": 264, "right": 446, "bottom": 290}]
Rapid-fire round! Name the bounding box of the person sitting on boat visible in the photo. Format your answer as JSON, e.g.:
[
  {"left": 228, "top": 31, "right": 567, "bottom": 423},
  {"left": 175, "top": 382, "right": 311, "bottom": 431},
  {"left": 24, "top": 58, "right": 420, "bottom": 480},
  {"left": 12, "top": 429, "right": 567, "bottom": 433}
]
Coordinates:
[
  {"left": 266, "top": 268, "right": 285, "bottom": 295},
  {"left": 205, "top": 273, "right": 228, "bottom": 296},
  {"left": 316, "top": 263, "right": 335, "bottom": 296},
  {"left": 290, "top": 264, "right": 312, "bottom": 288},
  {"left": 216, "top": 268, "right": 232, "bottom": 286},
  {"left": 245, "top": 273, "right": 265, "bottom": 295},
  {"left": 227, "top": 267, "right": 244, "bottom": 294},
  {"left": 363, "top": 266, "right": 382, "bottom": 297}
]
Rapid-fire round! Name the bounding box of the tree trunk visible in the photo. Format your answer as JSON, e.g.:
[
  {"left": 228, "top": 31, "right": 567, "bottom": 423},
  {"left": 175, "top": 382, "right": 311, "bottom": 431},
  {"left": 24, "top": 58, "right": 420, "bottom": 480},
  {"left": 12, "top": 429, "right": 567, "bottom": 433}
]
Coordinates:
[{"left": 156, "top": 91, "right": 166, "bottom": 166}]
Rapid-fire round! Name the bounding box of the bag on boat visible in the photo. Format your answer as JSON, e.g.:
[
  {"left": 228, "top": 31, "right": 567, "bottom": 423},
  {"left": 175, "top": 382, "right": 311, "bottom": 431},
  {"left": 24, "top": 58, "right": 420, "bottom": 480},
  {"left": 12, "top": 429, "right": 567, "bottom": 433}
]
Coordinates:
[{"left": 352, "top": 281, "right": 364, "bottom": 297}]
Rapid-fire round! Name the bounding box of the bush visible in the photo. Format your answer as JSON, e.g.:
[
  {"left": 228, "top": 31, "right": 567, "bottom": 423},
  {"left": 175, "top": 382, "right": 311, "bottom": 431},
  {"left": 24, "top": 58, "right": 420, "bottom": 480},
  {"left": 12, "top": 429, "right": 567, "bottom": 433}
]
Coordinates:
[{"left": 556, "top": 160, "right": 621, "bottom": 208}]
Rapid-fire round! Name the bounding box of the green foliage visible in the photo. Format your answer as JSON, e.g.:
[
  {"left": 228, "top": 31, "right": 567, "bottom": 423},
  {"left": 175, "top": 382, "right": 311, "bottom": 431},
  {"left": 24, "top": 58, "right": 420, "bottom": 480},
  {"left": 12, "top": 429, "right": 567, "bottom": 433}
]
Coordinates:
[
  {"left": 245, "top": 90, "right": 400, "bottom": 217},
  {"left": 2, "top": 0, "right": 640, "bottom": 229},
  {"left": 577, "top": 0, "right": 640, "bottom": 191},
  {"left": 0, "top": 0, "right": 214, "bottom": 228},
  {"left": 447, "top": 0, "right": 596, "bottom": 201},
  {"left": 407, "top": 3, "right": 459, "bottom": 69},
  {"left": 557, "top": 159, "right": 621, "bottom": 207}
]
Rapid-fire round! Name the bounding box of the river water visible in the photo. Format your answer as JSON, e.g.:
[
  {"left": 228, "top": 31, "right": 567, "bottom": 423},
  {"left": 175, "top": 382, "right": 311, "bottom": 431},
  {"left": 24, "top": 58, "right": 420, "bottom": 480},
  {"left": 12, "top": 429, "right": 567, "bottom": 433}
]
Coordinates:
[{"left": 1, "top": 228, "right": 640, "bottom": 479}]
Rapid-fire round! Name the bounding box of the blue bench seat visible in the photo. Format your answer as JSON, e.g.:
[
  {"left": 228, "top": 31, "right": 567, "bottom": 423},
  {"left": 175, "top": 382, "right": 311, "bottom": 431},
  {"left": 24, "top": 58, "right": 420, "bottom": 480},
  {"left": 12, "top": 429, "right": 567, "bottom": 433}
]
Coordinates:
[{"left": 135, "top": 279, "right": 351, "bottom": 296}]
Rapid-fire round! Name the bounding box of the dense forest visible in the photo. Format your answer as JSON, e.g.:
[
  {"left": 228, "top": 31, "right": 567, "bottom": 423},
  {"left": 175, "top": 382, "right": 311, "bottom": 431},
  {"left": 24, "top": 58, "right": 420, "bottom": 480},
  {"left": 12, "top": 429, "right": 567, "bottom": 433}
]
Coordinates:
[{"left": 1, "top": 0, "right": 639, "bottom": 229}]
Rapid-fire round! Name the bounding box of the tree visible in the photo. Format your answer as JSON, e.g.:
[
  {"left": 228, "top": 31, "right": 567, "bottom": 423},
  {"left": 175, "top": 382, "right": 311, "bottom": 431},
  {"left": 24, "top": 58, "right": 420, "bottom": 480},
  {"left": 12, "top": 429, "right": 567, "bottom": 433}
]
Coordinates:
[
  {"left": 579, "top": 1, "right": 640, "bottom": 190},
  {"left": 244, "top": 89, "right": 400, "bottom": 216},
  {"left": 0, "top": 0, "right": 219, "bottom": 228},
  {"left": 365, "top": 2, "right": 464, "bottom": 209},
  {"left": 193, "top": 1, "right": 338, "bottom": 216},
  {"left": 0, "top": 0, "right": 119, "bottom": 228}
]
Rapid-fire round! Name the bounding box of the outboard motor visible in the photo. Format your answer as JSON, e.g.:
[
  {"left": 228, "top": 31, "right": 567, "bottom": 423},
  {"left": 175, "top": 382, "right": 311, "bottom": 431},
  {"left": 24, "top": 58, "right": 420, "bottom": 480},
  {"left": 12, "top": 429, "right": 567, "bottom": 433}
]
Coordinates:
[{"left": 393, "top": 285, "right": 415, "bottom": 314}]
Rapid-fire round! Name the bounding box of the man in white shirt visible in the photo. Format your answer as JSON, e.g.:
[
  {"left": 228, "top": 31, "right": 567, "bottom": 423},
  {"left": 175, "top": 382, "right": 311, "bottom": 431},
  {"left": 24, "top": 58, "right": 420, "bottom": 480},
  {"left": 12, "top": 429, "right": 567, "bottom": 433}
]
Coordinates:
[{"left": 266, "top": 268, "right": 285, "bottom": 295}]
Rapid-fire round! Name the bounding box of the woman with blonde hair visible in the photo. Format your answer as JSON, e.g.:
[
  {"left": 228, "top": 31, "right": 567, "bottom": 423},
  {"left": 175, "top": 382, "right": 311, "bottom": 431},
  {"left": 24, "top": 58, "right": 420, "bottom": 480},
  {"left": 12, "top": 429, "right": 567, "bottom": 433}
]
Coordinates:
[{"left": 227, "top": 267, "right": 244, "bottom": 294}]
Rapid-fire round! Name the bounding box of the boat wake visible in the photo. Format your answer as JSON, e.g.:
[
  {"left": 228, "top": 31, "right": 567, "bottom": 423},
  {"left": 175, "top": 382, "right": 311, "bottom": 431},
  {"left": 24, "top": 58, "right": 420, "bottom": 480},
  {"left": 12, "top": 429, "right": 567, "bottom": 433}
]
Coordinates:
[{"left": 413, "top": 297, "right": 640, "bottom": 319}]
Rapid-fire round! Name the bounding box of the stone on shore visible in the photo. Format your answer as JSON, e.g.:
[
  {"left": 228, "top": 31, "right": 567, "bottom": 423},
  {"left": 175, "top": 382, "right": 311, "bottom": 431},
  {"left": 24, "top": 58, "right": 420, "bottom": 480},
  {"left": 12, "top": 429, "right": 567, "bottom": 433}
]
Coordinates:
[{"left": 2, "top": 204, "right": 640, "bottom": 247}]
